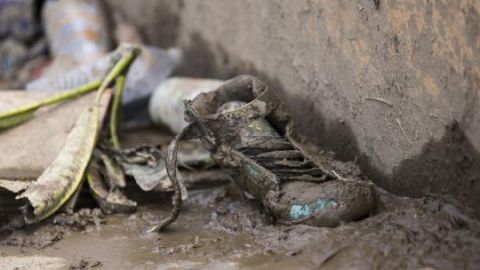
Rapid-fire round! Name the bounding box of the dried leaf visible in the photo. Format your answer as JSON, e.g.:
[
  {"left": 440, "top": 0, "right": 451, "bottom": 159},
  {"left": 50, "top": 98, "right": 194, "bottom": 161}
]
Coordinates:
[
  {"left": 116, "top": 146, "right": 170, "bottom": 191},
  {"left": 116, "top": 143, "right": 213, "bottom": 193},
  {"left": 17, "top": 101, "right": 104, "bottom": 223},
  {"left": 123, "top": 162, "right": 170, "bottom": 191},
  {"left": 14, "top": 47, "right": 140, "bottom": 223},
  {"left": 61, "top": 180, "right": 85, "bottom": 213},
  {"left": 99, "top": 152, "right": 126, "bottom": 189},
  {"left": 87, "top": 163, "right": 136, "bottom": 214}
]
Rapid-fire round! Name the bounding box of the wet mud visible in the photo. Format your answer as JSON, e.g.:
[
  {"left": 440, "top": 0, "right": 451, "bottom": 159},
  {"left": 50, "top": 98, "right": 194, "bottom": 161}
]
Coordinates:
[{"left": 1, "top": 129, "right": 480, "bottom": 269}]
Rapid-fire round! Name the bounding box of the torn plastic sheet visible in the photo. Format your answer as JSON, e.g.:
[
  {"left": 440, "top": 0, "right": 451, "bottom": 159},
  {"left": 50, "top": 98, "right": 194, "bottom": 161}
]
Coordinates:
[{"left": 27, "top": 46, "right": 181, "bottom": 107}]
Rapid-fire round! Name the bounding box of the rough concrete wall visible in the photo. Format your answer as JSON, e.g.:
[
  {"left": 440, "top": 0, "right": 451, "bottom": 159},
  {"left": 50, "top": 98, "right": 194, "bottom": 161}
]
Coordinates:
[{"left": 106, "top": 0, "right": 480, "bottom": 216}]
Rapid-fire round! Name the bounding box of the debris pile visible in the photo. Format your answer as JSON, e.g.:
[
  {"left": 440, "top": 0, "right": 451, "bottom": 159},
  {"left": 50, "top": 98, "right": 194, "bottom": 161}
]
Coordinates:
[
  {"left": 0, "top": 45, "right": 229, "bottom": 230},
  {"left": 1, "top": 1, "right": 480, "bottom": 269},
  {"left": 1, "top": 46, "right": 141, "bottom": 224},
  {"left": 0, "top": 0, "right": 186, "bottom": 229},
  {"left": 0, "top": 0, "right": 378, "bottom": 231}
]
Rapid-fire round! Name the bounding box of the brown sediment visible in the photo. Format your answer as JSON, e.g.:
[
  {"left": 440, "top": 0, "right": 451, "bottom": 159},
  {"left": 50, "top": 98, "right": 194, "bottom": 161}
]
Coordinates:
[{"left": 0, "top": 127, "right": 479, "bottom": 269}]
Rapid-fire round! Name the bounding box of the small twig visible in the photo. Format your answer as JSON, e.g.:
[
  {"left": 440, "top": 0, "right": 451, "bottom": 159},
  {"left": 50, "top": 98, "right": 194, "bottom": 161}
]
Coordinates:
[
  {"left": 395, "top": 118, "right": 412, "bottom": 145},
  {"left": 364, "top": 97, "right": 393, "bottom": 107}
]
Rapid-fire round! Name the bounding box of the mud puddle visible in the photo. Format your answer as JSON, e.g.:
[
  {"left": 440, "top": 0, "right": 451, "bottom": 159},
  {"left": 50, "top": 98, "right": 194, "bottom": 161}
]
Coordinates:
[
  {"left": 1, "top": 186, "right": 285, "bottom": 270},
  {"left": 1, "top": 128, "right": 480, "bottom": 269}
]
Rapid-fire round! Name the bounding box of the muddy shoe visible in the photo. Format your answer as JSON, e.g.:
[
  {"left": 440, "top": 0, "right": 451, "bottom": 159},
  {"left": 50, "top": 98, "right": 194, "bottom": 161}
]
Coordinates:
[{"left": 156, "top": 75, "right": 376, "bottom": 231}]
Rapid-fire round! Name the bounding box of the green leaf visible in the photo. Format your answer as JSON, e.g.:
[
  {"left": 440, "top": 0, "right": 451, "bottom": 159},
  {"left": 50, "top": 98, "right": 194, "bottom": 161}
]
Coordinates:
[
  {"left": 0, "top": 109, "right": 36, "bottom": 129},
  {"left": 0, "top": 80, "right": 101, "bottom": 130}
]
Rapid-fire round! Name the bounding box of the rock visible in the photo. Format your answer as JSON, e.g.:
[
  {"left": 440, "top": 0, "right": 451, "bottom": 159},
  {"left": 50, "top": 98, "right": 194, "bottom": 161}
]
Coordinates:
[{"left": 0, "top": 91, "right": 97, "bottom": 180}]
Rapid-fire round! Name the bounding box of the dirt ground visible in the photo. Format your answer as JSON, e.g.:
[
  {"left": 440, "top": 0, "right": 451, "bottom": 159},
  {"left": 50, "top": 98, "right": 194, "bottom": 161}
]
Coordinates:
[{"left": 1, "top": 128, "right": 480, "bottom": 270}]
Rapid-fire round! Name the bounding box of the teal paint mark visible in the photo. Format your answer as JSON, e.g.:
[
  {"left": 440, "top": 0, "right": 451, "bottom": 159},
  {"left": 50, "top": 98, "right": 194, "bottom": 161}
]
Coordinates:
[
  {"left": 289, "top": 198, "right": 339, "bottom": 220},
  {"left": 315, "top": 199, "right": 326, "bottom": 212},
  {"left": 246, "top": 164, "right": 259, "bottom": 177},
  {"left": 289, "top": 204, "right": 312, "bottom": 220}
]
